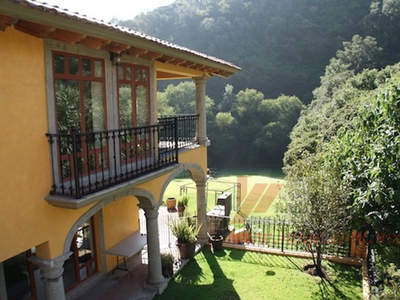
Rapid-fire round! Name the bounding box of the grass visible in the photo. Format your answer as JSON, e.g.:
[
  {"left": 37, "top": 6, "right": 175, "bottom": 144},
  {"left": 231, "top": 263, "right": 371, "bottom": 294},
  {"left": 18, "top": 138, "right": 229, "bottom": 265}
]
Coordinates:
[
  {"left": 155, "top": 248, "right": 363, "bottom": 300},
  {"left": 163, "top": 174, "right": 285, "bottom": 217}
]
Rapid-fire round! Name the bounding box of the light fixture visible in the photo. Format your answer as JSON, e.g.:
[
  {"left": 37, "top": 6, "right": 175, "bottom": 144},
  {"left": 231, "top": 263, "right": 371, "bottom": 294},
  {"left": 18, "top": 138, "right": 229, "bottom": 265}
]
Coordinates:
[{"left": 110, "top": 52, "right": 122, "bottom": 65}]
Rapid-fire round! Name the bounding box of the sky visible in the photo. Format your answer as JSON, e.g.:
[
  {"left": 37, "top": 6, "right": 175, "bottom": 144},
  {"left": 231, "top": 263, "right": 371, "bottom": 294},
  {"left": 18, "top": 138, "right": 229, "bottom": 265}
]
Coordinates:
[{"left": 44, "top": 0, "right": 176, "bottom": 21}]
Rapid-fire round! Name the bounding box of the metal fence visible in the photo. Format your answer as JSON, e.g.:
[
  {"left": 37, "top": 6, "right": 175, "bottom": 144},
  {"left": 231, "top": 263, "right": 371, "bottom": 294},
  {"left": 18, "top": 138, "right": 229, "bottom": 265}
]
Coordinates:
[
  {"left": 140, "top": 210, "right": 352, "bottom": 258},
  {"left": 220, "top": 216, "right": 351, "bottom": 257},
  {"left": 46, "top": 115, "right": 199, "bottom": 199}
]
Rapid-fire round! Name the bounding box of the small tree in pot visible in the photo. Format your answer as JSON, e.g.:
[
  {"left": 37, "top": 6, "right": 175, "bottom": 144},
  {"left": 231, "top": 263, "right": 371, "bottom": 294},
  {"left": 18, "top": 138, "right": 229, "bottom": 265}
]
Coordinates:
[
  {"left": 169, "top": 217, "right": 200, "bottom": 259},
  {"left": 177, "top": 194, "right": 189, "bottom": 216}
]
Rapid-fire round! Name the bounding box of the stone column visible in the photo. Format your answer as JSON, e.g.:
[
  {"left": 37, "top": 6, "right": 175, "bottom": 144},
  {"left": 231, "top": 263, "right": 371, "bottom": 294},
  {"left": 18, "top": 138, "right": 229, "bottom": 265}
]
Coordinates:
[
  {"left": 194, "top": 77, "right": 209, "bottom": 146},
  {"left": 29, "top": 252, "right": 71, "bottom": 300},
  {"left": 143, "top": 206, "right": 167, "bottom": 294},
  {"left": 196, "top": 181, "right": 208, "bottom": 244}
]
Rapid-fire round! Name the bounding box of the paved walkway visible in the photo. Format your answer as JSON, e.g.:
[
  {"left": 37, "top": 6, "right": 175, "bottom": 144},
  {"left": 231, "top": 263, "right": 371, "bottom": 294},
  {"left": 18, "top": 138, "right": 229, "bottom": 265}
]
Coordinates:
[
  {"left": 75, "top": 263, "right": 156, "bottom": 300},
  {"left": 73, "top": 207, "right": 182, "bottom": 300}
]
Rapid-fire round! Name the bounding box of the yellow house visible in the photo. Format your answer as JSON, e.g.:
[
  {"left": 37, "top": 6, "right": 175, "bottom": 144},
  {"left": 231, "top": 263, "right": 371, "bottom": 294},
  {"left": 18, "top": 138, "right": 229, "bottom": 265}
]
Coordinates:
[{"left": 0, "top": 0, "right": 240, "bottom": 299}]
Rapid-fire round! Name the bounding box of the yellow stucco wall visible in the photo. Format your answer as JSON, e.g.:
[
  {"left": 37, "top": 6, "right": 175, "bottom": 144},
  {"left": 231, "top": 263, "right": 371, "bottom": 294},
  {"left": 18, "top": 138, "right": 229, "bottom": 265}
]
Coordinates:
[
  {"left": 0, "top": 26, "right": 208, "bottom": 266},
  {"left": 136, "top": 146, "right": 208, "bottom": 204},
  {"left": 103, "top": 196, "right": 140, "bottom": 271},
  {"left": 179, "top": 146, "right": 208, "bottom": 174},
  {"left": 0, "top": 27, "right": 93, "bottom": 262}
]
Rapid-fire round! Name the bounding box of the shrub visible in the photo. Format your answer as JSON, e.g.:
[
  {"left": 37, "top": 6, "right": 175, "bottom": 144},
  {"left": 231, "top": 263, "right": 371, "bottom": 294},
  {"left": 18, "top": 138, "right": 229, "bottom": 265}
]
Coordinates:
[{"left": 169, "top": 217, "right": 200, "bottom": 243}]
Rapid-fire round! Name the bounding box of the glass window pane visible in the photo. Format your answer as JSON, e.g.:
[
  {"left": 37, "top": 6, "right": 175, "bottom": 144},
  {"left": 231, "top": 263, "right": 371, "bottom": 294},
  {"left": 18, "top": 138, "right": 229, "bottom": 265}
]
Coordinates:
[
  {"left": 55, "top": 79, "right": 81, "bottom": 132},
  {"left": 136, "top": 85, "right": 148, "bottom": 126},
  {"left": 126, "top": 66, "right": 132, "bottom": 81},
  {"left": 82, "top": 58, "right": 92, "bottom": 76},
  {"left": 54, "top": 54, "right": 65, "bottom": 74},
  {"left": 84, "top": 81, "right": 105, "bottom": 132},
  {"left": 69, "top": 56, "right": 79, "bottom": 75},
  {"left": 64, "top": 218, "right": 97, "bottom": 289},
  {"left": 94, "top": 60, "right": 103, "bottom": 77},
  {"left": 142, "top": 69, "right": 148, "bottom": 82},
  {"left": 135, "top": 69, "right": 141, "bottom": 81},
  {"left": 119, "top": 84, "right": 133, "bottom": 128},
  {"left": 118, "top": 66, "right": 124, "bottom": 80}
]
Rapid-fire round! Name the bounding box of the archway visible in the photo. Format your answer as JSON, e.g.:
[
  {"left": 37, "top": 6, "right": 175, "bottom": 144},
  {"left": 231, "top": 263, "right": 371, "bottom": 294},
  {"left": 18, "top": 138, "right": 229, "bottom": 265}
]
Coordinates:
[{"left": 62, "top": 188, "right": 165, "bottom": 295}]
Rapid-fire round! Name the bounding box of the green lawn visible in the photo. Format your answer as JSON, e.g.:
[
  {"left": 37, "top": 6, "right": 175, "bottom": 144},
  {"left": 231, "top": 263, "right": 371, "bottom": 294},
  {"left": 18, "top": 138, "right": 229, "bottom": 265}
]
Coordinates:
[
  {"left": 155, "top": 248, "right": 363, "bottom": 300},
  {"left": 163, "top": 174, "right": 285, "bottom": 217}
]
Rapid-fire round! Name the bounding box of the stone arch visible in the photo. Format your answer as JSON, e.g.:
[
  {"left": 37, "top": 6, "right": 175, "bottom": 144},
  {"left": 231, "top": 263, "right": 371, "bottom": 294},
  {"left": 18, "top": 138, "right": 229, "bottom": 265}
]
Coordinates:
[
  {"left": 186, "top": 163, "right": 207, "bottom": 183},
  {"left": 63, "top": 188, "right": 156, "bottom": 254},
  {"left": 158, "top": 163, "right": 206, "bottom": 203}
]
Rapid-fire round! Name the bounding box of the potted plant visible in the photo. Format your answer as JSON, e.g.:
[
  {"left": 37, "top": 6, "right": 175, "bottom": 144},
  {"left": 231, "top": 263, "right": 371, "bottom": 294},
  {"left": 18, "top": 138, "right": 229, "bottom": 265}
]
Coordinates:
[
  {"left": 166, "top": 197, "right": 176, "bottom": 212},
  {"left": 209, "top": 232, "right": 224, "bottom": 252},
  {"left": 177, "top": 194, "right": 189, "bottom": 216},
  {"left": 161, "top": 253, "right": 174, "bottom": 278},
  {"left": 169, "top": 217, "right": 200, "bottom": 259}
]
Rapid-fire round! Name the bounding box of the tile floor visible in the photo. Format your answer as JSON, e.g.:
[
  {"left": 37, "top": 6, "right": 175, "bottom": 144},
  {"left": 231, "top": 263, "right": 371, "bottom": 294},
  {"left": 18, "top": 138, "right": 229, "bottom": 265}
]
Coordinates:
[{"left": 73, "top": 207, "right": 190, "bottom": 300}]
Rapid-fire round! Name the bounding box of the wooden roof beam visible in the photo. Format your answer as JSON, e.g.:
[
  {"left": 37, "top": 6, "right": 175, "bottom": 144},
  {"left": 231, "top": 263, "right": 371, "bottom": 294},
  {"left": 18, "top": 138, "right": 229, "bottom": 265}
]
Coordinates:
[
  {"left": 125, "top": 47, "right": 148, "bottom": 57},
  {"left": 140, "top": 51, "right": 163, "bottom": 60},
  {"left": 171, "top": 58, "right": 187, "bottom": 66},
  {"left": 180, "top": 61, "right": 197, "bottom": 68},
  {"left": 102, "top": 42, "right": 130, "bottom": 53},
  {"left": 78, "top": 36, "right": 110, "bottom": 50},
  {"left": 0, "top": 15, "right": 17, "bottom": 31},
  {"left": 156, "top": 55, "right": 175, "bottom": 63},
  {"left": 213, "top": 70, "right": 232, "bottom": 77},
  {"left": 48, "top": 28, "right": 86, "bottom": 45},
  {"left": 14, "top": 20, "right": 55, "bottom": 38}
]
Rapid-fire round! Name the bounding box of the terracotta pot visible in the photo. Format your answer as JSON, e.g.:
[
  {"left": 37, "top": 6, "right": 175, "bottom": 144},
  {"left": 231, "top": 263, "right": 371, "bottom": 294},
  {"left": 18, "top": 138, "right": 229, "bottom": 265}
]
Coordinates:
[
  {"left": 166, "top": 198, "right": 176, "bottom": 211},
  {"left": 177, "top": 240, "right": 196, "bottom": 259},
  {"left": 177, "top": 204, "right": 185, "bottom": 216}
]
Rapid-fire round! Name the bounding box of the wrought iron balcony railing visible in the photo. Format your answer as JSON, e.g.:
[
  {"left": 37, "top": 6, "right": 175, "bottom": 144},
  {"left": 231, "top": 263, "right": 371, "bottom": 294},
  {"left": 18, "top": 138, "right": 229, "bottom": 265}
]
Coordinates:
[{"left": 46, "top": 115, "right": 199, "bottom": 199}]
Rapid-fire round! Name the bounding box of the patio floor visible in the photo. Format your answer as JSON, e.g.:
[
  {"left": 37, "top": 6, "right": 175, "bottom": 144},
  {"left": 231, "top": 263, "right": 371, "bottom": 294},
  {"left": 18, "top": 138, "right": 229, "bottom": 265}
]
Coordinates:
[
  {"left": 73, "top": 206, "right": 192, "bottom": 300},
  {"left": 75, "top": 262, "right": 155, "bottom": 300}
]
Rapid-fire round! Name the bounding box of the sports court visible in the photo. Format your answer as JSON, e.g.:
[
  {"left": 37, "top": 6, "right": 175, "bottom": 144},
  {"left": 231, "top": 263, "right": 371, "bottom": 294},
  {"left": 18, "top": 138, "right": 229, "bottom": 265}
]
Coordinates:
[{"left": 235, "top": 177, "right": 283, "bottom": 219}]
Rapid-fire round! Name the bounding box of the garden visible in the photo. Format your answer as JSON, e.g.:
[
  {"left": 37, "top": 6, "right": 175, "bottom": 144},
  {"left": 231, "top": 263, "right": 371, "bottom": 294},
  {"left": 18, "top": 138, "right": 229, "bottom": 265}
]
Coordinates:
[
  {"left": 155, "top": 247, "right": 363, "bottom": 300},
  {"left": 158, "top": 170, "right": 364, "bottom": 299}
]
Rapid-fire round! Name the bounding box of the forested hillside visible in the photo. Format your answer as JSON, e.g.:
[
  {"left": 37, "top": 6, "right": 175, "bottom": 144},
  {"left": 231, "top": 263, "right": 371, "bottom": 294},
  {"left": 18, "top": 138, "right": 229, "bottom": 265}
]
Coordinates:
[
  {"left": 114, "top": 0, "right": 400, "bottom": 169},
  {"left": 116, "top": 1, "right": 400, "bottom": 294},
  {"left": 118, "top": 0, "right": 400, "bottom": 103}
]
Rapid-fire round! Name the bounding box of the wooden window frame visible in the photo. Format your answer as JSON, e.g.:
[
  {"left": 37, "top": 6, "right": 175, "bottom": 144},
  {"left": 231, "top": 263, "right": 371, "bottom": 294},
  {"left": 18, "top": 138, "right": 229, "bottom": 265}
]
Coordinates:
[{"left": 52, "top": 51, "right": 108, "bottom": 179}]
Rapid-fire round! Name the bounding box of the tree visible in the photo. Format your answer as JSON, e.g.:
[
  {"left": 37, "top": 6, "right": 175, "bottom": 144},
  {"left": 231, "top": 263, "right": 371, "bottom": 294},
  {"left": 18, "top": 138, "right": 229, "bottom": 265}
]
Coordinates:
[
  {"left": 255, "top": 95, "right": 305, "bottom": 160},
  {"left": 284, "top": 35, "right": 383, "bottom": 167},
  {"left": 208, "top": 88, "right": 304, "bottom": 168},
  {"left": 313, "top": 35, "right": 382, "bottom": 105},
  {"left": 157, "top": 81, "right": 214, "bottom": 118},
  {"left": 208, "top": 112, "right": 237, "bottom": 166},
  {"left": 119, "top": 0, "right": 379, "bottom": 104},
  {"left": 217, "top": 84, "right": 236, "bottom": 112},
  {"left": 282, "top": 152, "right": 350, "bottom": 276},
  {"left": 328, "top": 70, "right": 400, "bottom": 234}
]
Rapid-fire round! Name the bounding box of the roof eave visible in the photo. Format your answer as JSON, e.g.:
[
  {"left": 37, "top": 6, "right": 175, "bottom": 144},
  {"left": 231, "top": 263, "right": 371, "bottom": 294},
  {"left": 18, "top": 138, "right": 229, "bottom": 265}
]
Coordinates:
[{"left": 0, "top": 0, "right": 241, "bottom": 77}]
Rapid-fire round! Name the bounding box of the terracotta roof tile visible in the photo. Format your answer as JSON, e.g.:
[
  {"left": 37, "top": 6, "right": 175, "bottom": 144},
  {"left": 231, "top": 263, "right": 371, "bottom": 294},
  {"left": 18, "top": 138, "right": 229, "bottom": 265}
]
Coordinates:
[{"left": 10, "top": 0, "right": 240, "bottom": 71}]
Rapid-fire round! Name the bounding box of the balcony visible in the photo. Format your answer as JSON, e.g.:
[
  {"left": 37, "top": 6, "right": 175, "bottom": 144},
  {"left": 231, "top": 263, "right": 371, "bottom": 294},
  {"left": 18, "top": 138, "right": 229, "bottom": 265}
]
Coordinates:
[{"left": 46, "top": 115, "right": 199, "bottom": 199}]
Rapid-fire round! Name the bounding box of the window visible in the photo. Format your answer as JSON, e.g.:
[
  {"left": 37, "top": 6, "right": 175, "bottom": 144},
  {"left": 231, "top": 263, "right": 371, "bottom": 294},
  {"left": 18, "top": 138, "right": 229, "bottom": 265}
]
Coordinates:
[
  {"left": 63, "top": 218, "right": 97, "bottom": 291},
  {"left": 3, "top": 250, "right": 38, "bottom": 300},
  {"left": 117, "top": 64, "right": 151, "bottom": 164},
  {"left": 117, "top": 64, "right": 149, "bottom": 128},
  {"left": 52, "top": 52, "right": 108, "bottom": 178},
  {"left": 53, "top": 52, "right": 106, "bottom": 133}
]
